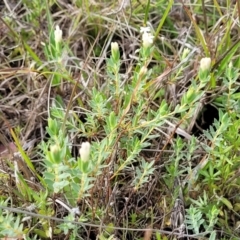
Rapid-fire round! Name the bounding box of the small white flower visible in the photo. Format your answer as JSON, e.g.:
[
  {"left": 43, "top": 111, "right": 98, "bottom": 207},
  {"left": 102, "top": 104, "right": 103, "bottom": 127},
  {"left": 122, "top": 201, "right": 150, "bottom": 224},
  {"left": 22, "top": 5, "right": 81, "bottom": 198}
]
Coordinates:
[
  {"left": 111, "top": 42, "right": 119, "bottom": 60},
  {"left": 140, "top": 26, "right": 151, "bottom": 34},
  {"left": 54, "top": 25, "right": 62, "bottom": 44},
  {"left": 142, "top": 32, "right": 154, "bottom": 48},
  {"left": 79, "top": 142, "right": 91, "bottom": 162},
  {"left": 111, "top": 42, "right": 119, "bottom": 53},
  {"left": 200, "top": 57, "right": 211, "bottom": 71},
  {"left": 141, "top": 27, "right": 154, "bottom": 48}
]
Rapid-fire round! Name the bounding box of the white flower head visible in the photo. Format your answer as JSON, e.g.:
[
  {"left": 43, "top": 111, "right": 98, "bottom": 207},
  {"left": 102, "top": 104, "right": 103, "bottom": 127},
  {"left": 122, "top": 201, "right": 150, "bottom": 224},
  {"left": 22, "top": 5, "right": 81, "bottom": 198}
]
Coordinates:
[
  {"left": 79, "top": 142, "right": 91, "bottom": 162},
  {"left": 200, "top": 57, "right": 211, "bottom": 71},
  {"left": 111, "top": 42, "right": 119, "bottom": 53},
  {"left": 140, "top": 26, "right": 151, "bottom": 34},
  {"left": 54, "top": 25, "right": 62, "bottom": 44},
  {"left": 140, "top": 27, "right": 154, "bottom": 48},
  {"left": 111, "top": 42, "right": 119, "bottom": 60}
]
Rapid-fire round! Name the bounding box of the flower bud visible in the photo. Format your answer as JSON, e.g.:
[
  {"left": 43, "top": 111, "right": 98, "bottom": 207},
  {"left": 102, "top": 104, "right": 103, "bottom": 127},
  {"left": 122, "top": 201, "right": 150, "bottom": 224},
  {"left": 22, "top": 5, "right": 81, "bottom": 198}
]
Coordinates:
[
  {"left": 79, "top": 142, "right": 91, "bottom": 162},
  {"left": 54, "top": 25, "right": 62, "bottom": 44},
  {"left": 50, "top": 144, "right": 61, "bottom": 163},
  {"left": 111, "top": 42, "right": 119, "bottom": 61},
  {"left": 181, "top": 48, "right": 190, "bottom": 60},
  {"left": 139, "top": 66, "right": 148, "bottom": 76},
  {"left": 111, "top": 42, "right": 119, "bottom": 53},
  {"left": 200, "top": 57, "right": 211, "bottom": 72}
]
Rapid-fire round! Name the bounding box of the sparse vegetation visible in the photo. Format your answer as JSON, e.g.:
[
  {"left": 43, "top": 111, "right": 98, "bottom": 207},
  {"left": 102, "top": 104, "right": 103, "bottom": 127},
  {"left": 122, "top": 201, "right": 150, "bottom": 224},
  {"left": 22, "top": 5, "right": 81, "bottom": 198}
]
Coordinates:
[{"left": 0, "top": 0, "right": 240, "bottom": 239}]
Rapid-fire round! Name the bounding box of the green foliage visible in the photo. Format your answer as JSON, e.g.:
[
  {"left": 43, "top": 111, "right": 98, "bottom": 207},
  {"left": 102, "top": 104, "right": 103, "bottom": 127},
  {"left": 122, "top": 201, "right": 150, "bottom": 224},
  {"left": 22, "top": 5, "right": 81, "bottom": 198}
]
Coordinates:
[
  {"left": 132, "top": 158, "right": 155, "bottom": 191},
  {"left": 58, "top": 213, "right": 79, "bottom": 236},
  {"left": 185, "top": 205, "right": 204, "bottom": 234},
  {"left": 1, "top": 1, "right": 240, "bottom": 239},
  {"left": 0, "top": 200, "right": 24, "bottom": 238}
]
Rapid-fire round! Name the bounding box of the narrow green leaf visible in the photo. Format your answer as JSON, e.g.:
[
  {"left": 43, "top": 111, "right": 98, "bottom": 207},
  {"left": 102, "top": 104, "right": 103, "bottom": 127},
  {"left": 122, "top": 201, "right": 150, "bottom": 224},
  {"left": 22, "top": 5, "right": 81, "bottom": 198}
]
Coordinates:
[
  {"left": 220, "top": 197, "right": 233, "bottom": 210},
  {"left": 11, "top": 129, "right": 45, "bottom": 186},
  {"left": 154, "top": 0, "right": 174, "bottom": 41}
]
